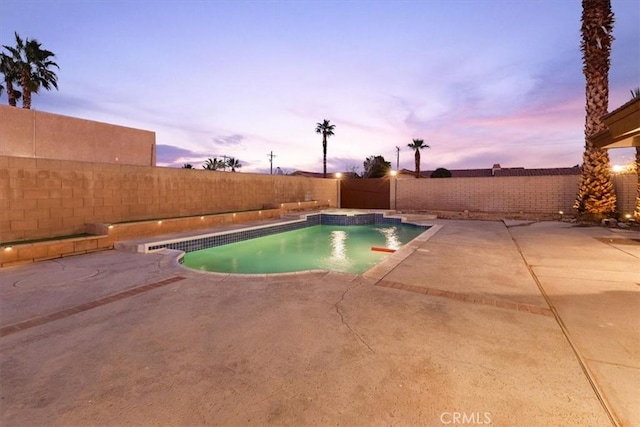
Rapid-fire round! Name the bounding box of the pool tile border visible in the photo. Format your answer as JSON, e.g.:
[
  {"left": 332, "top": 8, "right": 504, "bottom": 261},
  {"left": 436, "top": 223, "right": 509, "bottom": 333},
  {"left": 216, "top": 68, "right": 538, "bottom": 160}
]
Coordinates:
[{"left": 143, "top": 212, "right": 429, "bottom": 254}]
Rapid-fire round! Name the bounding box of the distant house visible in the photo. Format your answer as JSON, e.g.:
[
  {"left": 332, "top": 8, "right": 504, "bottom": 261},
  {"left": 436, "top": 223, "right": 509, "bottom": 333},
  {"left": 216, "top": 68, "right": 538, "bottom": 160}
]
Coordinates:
[
  {"left": 396, "top": 164, "right": 581, "bottom": 179},
  {"left": 290, "top": 171, "right": 360, "bottom": 179},
  {"left": 292, "top": 165, "right": 581, "bottom": 179}
]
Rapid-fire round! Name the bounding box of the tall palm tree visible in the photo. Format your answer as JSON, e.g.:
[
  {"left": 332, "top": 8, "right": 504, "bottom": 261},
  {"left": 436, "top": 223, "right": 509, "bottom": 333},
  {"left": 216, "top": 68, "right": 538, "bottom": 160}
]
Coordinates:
[
  {"left": 574, "top": 0, "right": 617, "bottom": 215},
  {"left": 407, "top": 139, "right": 430, "bottom": 178},
  {"left": 3, "top": 32, "right": 59, "bottom": 109},
  {"left": 203, "top": 158, "right": 221, "bottom": 170},
  {"left": 227, "top": 157, "right": 242, "bottom": 172},
  {"left": 315, "top": 119, "right": 335, "bottom": 178},
  {"left": 0, "top": 52, "right": 22, "bottom": 107}
]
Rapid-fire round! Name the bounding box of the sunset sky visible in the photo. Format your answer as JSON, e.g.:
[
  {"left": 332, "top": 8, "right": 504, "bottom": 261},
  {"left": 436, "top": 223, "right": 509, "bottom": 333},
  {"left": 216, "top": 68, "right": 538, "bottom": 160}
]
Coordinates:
[{"left": 1, "top": 0, "right": 638, "bottom": 174}]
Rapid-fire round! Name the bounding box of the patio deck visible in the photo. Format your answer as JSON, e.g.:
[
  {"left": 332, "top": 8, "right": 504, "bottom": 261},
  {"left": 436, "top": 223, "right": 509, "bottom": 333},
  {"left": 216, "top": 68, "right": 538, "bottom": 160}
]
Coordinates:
[{"left": 1, "top": 217, "right": 638, "bottom": 426}]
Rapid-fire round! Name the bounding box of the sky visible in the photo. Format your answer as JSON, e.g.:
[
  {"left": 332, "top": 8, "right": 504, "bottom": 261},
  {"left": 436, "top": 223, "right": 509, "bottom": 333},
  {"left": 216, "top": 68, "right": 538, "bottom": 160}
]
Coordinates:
[{"left": 1, "top": 0, "right": 639, "bottom": 174}]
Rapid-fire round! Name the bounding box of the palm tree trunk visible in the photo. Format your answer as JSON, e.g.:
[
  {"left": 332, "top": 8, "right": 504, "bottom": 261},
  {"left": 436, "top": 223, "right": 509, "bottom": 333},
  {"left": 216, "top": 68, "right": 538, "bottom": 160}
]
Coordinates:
[
  {"left": 323, "top": 134, "right": 327, "bottom": 178},
  {"left": 574, "top": 0, "right": 616, "bottom": 215},
  {"left": 21, "top": 72, "right": 31, "bottom": 109},
  {"left": 414, "top": 150, "right": 420, "bottom": 178},
  {"left": 6, "top": 80, "right": 17, "bottom": 107}
]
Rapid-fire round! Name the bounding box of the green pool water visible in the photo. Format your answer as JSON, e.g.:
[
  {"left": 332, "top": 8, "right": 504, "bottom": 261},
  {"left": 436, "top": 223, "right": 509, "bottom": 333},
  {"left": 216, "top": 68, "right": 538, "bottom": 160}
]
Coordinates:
[{"left": 183, "top": 224, "right": 426, "bottom": 274}]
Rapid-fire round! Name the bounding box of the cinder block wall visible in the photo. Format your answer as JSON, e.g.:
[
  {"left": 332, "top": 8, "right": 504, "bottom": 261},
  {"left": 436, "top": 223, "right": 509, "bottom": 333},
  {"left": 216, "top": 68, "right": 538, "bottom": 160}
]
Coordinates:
[
  {"left": 0, "top": 156, "right": 338, "bottom": 243},
  {"left": 396, "top": 175, "right": 582, "bottom": 213},
  {"left": 0, "top": 105, "right": 156, "bottom": 166}
]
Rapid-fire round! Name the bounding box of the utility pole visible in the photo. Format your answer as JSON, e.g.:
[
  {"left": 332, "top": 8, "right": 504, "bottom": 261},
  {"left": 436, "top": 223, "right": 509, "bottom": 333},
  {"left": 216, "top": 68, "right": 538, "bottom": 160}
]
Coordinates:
[
  {"left": 395, "top": 146, "right": 400, "bottom": 171},
  {"left": 267, "top": 151, "right": 276, "bottom": 174}
]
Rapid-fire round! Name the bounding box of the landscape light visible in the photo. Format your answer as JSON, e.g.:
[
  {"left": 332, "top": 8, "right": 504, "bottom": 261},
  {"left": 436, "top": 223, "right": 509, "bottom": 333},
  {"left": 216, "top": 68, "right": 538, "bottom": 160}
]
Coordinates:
[
  {"left": 390, "top": 170, "right": 397, "bottom": 176},
  {"left": 611, "top": 165, "right": 624, "bottom": 173},
  {"left": 4, "top": 246, "right": 12, "bottom": 252},
  {"left": 108, "top": 225, "right": 114, "bottom": 229},
  {"left": 200, "top": 216, "right": 204, "bottom": 220},
  {"left": 335, "top": 172, "right": 342, "bottom": 178},
  {"left": 625, "top": 214, "right": 632, "bottom": 219},
  {"left": 559, "top": 211, "right": 564, "bottom": 215},
  {"left": 157, "top": 220, "right": 162, "bottom": 225}
]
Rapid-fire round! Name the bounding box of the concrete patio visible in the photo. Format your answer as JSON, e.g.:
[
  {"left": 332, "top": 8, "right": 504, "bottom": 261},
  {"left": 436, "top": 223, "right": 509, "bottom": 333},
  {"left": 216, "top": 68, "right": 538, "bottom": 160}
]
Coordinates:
[{"left": 0, "top": 218, "right": 638, "bottom": 426}]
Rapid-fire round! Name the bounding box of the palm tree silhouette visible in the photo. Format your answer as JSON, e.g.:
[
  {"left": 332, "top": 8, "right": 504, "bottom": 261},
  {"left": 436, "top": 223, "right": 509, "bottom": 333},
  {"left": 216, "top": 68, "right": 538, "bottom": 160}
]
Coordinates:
[
  {"left": 203, "top": 158, "right": 221, "bottom": 170},
  {"left": 3, "top": 32, "right": 59, "bottom": 109},
  {"left": 407, "top": 139, "right": 430, "bottom": 178},
  {"left": 0, "top": 51, "right": 22, "bottom": 106},
  {"left": 315, "top": 119, "right": 336, "bottom": 178},
  {"left": 227, "top": 157, "right": 242, "bottom": 172}
]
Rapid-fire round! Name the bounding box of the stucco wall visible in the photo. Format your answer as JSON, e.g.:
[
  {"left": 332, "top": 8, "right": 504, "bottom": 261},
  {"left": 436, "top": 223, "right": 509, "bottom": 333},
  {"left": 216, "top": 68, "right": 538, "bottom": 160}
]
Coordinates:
[
  {"left": 0, "top": 105, "right": 156, "bottom": 166},
  {"left": 0, "top": 156, "right": 338, "bottom": 243}
]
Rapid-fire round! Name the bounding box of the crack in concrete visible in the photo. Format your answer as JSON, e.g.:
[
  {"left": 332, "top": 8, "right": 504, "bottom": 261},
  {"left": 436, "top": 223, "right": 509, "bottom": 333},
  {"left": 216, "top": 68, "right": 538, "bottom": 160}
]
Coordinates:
[
  {"left": 585, "top": 358, "right": 640, "bottom": 370},
  {"left": 334, "top": 281, "right": 375, "bottom": 354},
  {"left": 503, "top": 220, "right": 536, "bottom": 228}
]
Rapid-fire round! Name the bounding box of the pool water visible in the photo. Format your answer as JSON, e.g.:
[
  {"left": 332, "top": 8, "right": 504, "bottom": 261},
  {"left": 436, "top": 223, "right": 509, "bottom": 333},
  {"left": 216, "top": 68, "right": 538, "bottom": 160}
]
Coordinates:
[{"left": 183, "top": 224, "right": 425, "bottom": 274}]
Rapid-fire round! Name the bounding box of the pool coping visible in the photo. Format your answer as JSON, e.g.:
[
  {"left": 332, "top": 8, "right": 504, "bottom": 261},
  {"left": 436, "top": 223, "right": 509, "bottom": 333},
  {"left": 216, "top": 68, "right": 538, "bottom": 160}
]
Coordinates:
[{"left": 170, "top": 223, "right": 442, "bottom": 280}]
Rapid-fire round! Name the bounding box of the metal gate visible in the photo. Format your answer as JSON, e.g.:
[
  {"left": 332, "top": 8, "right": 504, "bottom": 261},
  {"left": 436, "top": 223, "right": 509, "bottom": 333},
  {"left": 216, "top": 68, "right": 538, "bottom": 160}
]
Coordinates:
[{"left": 340, "top": 178, "right": 390, "bottom": 209}]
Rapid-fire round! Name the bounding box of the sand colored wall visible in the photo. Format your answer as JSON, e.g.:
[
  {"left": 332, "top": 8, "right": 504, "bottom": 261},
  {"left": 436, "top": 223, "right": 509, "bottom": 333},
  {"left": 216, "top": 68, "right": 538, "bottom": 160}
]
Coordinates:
[
  {"left": 395, "top": 174, "right": 637, "bottom": 214},
  {"left": 0, "top": 105, "right": 156, "bottom": 166},
  {"left": 395, "top": 175, "right": 582, "bottom": 213},
  {"left": 0, "top": 155, "right": 338, "bottom": 243},
  {"left": 0, "top": 203, "right": 331, "bottom": 267}
]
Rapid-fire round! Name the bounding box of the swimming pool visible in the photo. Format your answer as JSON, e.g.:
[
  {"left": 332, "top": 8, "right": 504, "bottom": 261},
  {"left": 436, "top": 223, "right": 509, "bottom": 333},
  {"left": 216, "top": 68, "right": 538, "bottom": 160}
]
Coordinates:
[
  {"left": 140, "top": 211, "right": 432, "bottom": 275},
  {"left": 183, "top": 223, "right": 426, "bottom": 274}
]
